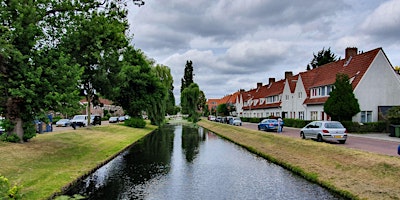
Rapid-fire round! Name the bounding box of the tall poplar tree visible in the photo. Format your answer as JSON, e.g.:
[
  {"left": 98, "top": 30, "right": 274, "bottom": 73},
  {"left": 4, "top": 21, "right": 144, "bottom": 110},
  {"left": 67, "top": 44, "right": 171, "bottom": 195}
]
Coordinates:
[
  {"left": 324, "top": 73, "right": 360, "bottom": 121},
  {"left": 181, "top": 60, "right": 194, "bottom": 92}
]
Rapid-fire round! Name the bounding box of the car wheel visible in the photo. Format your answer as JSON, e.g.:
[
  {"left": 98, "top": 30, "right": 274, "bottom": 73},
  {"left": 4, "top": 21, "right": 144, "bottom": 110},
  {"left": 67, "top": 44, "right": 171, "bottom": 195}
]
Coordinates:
[
  {"left": 300, "top": 132, "right": 306, "bottom": 139},
  {"left": 339, "top": 140, "right": 346, "bottom": 144},
  {"left": 317, "top": 134, "right": 323, "bottom": 142}
]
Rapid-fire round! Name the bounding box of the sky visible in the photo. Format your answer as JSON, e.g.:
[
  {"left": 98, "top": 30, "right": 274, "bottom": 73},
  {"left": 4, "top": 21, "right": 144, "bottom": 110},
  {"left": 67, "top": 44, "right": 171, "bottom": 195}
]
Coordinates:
[{"left": 127, "top": 0, "right": 400, "bottom": 104}]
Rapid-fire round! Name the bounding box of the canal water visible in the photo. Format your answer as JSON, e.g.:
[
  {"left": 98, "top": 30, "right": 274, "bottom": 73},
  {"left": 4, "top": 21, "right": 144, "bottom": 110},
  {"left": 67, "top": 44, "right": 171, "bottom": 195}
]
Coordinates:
[{"left": 66, "top": 124, "right": 344, "bottom": 199}]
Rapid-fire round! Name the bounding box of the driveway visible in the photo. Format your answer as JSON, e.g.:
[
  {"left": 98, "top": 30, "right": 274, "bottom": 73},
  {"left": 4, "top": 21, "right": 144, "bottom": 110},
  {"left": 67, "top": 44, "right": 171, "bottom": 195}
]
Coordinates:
[{"left": 242, "top": 122, "right": 400, "bottom": 156}]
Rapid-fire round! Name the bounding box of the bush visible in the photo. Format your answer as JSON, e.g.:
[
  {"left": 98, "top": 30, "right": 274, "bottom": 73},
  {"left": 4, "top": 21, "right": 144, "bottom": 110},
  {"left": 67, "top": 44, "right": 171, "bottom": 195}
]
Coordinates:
[
  {"left": 0, "top": 175, "right": 23, "bottom": 199},
  {"left": 342, "top": 121, "right": 387, "bottom": 133},
  {"left": 387, "top": 106, "right": 400, "bottom": 125},
  {"left": 283, "top": 118, "right": 311, "bottom": 128},
  {"left": 0, "top": 134, "right": 20, "bottom": 143},
  {"left": 124, "top": 118, "right": 146, "bottom": 128}
]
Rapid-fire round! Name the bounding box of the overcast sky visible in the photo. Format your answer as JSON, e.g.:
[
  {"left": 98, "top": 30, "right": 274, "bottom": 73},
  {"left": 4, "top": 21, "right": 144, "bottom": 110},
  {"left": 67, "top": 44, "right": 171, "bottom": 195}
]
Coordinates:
[{"left": 127, "top": 0, "right": 400, "bottom": 104}]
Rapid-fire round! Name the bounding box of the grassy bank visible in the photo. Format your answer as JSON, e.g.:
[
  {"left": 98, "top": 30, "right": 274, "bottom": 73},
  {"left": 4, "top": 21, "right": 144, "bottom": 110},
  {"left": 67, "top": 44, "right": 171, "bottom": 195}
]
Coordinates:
[
  {"left": 198, "top": 120, "right": 400, "bottom": 200},
  {"left": 0, "top": 124, "right": 157, "bottom": 199}
]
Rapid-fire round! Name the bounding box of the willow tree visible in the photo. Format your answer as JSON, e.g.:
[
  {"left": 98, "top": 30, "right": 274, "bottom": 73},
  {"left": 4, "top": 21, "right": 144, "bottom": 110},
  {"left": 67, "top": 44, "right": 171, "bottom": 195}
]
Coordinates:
[{"left": 181, "top": 83, "right": 201, "bottom": 122}]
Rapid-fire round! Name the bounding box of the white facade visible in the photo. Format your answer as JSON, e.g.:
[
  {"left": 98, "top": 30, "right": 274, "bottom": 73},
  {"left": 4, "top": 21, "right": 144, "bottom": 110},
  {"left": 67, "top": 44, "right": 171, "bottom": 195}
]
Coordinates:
[
  {"left": 232, "top": 48, "right": 400, "bottom": 123},
  {"left": 352, "top": 50, "right": 400, "bottom": 122}
]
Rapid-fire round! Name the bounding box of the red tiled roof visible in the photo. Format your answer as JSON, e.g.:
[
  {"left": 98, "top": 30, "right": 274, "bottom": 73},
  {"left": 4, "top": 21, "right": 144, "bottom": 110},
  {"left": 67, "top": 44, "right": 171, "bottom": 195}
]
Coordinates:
[{"left": 303, "top": 97, "right": 329, "bottom": 105}]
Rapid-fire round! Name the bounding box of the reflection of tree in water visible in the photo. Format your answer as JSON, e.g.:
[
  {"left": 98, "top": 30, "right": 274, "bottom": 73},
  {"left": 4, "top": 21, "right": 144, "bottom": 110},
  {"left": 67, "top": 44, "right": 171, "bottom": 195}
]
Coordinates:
[
  {"left": 66, "top": 125, "right": 175, "bottom": 199},
  {"left": 181, "top": 125, "right": 205, "bottom": 162}
]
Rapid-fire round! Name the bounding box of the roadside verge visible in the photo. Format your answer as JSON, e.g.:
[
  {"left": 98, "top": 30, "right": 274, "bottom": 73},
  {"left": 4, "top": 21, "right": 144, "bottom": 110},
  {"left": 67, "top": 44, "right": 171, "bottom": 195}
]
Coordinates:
[{"left": 198, "top": 120, "right": 400, "bottom": 200}]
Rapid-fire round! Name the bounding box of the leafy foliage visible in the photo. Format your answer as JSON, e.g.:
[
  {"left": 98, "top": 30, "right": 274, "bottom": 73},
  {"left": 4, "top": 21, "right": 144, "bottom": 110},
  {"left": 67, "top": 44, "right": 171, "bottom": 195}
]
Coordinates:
[
  {"left": 387, "top": 106, "right": 400, "bottom": 124},
  {"left": 307, "top": 47, "right": 339, "bottom": 70},
  {"left": 124, "top": 118, "right": 146, "bottom": 128},
  {"left": 181, "top": 83, "right": 201, "bottom": 122},
  {"left": 324, "top": 74, "right": 360, "bottom": 121},
  {"left": 217, "top": 104, "right": 229, "bottom": 116},
  {"left": 0, "top": 175, "right": 23, "bottom": 199},
  {"left": 180, "top": 60, "right": 194, "bottom": 92}
]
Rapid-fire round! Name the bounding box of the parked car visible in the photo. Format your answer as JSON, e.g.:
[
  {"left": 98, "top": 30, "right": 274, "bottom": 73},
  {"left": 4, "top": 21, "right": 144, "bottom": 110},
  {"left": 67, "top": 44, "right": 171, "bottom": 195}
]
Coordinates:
[
  {"left": 118, "top": 116, "right": 126, "bottom": 122},
  {"left": 232, "top": 117, "right": 242, "bottom": 126},
  {"left": 0, "top": 119, "right": 4, "bottom": 134},
  {"left": 208, "top": 115, "right": 216, "bottom": 121},
  {"left": 91, "top": 115, "right": 101, "bottom": 126},
  {"left": 300, "top": 121, "right": 347, "bottom": 144},
  {"left": 55, "top": 119, "right": 71, "bottom": 127},
  {"left": 109, "top": 117, "right": 119, "bottom": 123},
  {"left": 70, "top": 115, "right": 88, "bottom": 127},
  {"left": 216, "top": 116, "right": 222, "bottom": 122},
  {"left": 258, "top": 119, "right": 284, "bottom": 132}
]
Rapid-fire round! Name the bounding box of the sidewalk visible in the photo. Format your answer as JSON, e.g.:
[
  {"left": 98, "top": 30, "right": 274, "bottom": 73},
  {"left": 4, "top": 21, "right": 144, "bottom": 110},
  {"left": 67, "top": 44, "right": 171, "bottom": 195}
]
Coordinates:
[{"left": 348, "top": 133, "right": 400, "bottom": 143}]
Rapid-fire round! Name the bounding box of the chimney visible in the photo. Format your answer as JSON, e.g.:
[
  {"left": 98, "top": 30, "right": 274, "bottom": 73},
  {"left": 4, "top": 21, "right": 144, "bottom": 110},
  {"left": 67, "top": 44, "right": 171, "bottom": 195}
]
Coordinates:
[
  {"left": 285, "top": 71, "right": 293, "bottom": 79},
  {"left": 257, "top": 82, "right": 262, "bottom": 88},
  {"left": 268, "top": 78, "right": 275, "bottom": 85},
  {"left": 345, "top": 47, "right": 358, "bottom": 60}
]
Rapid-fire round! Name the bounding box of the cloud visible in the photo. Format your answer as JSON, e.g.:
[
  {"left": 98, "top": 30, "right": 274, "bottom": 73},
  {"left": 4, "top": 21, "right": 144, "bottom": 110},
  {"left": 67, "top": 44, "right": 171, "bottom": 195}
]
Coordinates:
[
  {"left": 128, "top": 0, "right": 400, "bottom": 103},
  {"left": 360, "top": 0, "right": 400, "bottom": 42}
]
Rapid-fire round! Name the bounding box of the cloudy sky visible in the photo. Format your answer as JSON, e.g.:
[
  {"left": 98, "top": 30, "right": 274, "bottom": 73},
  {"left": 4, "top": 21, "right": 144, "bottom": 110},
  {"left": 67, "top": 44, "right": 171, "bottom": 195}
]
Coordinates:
[{"left": 127, "top": 0, "right": 400, "bottom": 104}]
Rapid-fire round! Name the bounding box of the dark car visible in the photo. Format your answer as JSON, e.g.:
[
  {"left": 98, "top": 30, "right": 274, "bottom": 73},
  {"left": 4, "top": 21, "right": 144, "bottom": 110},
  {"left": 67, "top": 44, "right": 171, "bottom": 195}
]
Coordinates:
[
  {"left": 91, "top": 115, "right": 101, "bottom": 126},
  {"left": 258, "top": 119, "right": 284, "bottom": 132}
]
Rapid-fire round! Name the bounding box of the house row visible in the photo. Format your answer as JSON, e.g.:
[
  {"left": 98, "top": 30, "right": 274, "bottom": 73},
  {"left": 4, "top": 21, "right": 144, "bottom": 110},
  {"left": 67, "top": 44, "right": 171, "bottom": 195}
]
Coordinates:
[{"left": 207, "top": 47, "right": 400, "bottom": 123}]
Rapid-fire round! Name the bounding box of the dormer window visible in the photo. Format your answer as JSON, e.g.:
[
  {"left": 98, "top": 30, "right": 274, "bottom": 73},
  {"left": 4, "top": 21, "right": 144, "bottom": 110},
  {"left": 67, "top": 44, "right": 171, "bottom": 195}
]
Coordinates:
[{"left": 311, "top": 85, "right": 332, "bottom": 98}]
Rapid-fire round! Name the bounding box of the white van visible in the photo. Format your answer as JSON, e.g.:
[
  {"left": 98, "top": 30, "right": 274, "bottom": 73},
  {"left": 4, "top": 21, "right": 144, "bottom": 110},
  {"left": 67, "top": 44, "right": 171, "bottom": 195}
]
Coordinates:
[{"left": 70, "top": 115, "right": 89, "bottom": 127}]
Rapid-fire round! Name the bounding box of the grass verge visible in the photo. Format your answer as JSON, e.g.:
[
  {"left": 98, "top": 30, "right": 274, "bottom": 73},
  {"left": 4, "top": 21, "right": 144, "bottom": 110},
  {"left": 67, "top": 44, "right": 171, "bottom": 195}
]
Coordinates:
[
  {"left": 198, "top": 120, "right": 400, "bottom": 200},
  {"left": 0, "top": 124, "right": 157, "bottom": 200}
]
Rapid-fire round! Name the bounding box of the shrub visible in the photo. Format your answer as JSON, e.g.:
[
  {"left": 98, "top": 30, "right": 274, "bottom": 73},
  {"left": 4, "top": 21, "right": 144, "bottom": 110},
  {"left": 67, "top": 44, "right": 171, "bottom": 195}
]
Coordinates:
[
  {"left": 124, "top": 118, "right": 146, "bottom": 128},
  {"left": 0, "top": 134, "right": 20, "bottom": 143},
  {"left": 387, "top": 106, "right": 400, "bottom": 125},
  {"left": 0, "top": 175, "right": 23, "bottom": 199},
  {"left": 342, "top": 121, "right": 387, "bottom": 133}
]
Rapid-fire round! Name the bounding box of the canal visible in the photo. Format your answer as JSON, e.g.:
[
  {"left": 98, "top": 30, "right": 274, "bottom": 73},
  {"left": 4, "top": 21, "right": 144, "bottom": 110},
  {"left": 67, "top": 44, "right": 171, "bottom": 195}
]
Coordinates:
[{"left": 66, "top": 124, "right": 344, "bottom": 199}]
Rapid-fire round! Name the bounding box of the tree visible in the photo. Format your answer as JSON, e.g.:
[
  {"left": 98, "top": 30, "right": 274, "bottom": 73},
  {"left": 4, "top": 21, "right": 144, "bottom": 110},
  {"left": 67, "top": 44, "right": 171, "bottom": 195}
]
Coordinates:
[
  {"left": 0, "top": 1, "right": 85, "bottom": 142},
  {"left": 307, "top": 47, "right": 339, "bottom": 70},
  {"left": 153, "top": 64, "right": 176, "bottom": 116},
  {"left": 181, "top": 83, "right": 201, "bottom": 122},
  {"left": 180, "top": 60, "right": 194, "bottom": 92},
  {"left": 59, "top": 2, "right": 130, "bottom": 126},
  {"left": 147, "top": 64, "right": 174, "bottom": 125},
  {"left": 324, "top": 73, "right": 360, "bottom": 121},
  {"left": 198, "top": 90, "right": 207, "bottom": 115},
  {"left": 217, "top": 104, "right": 229, "bottom": 116}
]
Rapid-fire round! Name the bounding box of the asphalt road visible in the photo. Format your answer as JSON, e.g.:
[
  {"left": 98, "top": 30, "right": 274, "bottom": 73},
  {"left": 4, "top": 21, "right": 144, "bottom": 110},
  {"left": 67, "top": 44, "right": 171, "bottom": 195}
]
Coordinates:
[{"left": 242, "top": 122, "right": 400, "bottom": 157}]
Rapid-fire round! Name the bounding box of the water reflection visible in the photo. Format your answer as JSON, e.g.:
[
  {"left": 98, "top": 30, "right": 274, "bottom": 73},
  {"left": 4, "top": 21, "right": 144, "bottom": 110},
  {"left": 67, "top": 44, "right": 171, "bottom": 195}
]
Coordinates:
[{"left": 66, "top": 125, "right": 344, "bottom": 200}]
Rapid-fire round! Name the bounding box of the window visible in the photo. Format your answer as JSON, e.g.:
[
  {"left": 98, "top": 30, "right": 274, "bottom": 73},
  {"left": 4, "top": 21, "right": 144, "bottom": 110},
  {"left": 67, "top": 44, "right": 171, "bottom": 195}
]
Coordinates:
[
  {"left": 321, "top": 87, "right": 325, "bottom": 96},
  {"left": 311, "top": 111, "right": 318, "bottom": 120},
  {"left": 285, "top": 95, "right": 289, "bottom": 100},
  {"left": 299, "top": 111, "right": 304, "bottom": 120},
  {"left": 298, "top": 92, "right": 302, "bottom": 99},
  {"left": 361, "top": 111, "right": 372, "bottom": 123}
]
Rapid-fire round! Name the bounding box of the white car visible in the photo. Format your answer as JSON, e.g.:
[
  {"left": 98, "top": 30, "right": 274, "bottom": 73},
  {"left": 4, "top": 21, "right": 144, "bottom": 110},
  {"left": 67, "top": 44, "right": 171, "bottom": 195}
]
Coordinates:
[
  {"left": 300, "top": 121, "right": 347, "bottom": 144},
  {"left": 232, "top": 117, "right": 242, "bottom": 126},
  {"left": 55, "top": 119, "right": 71, "bottom": 127}
]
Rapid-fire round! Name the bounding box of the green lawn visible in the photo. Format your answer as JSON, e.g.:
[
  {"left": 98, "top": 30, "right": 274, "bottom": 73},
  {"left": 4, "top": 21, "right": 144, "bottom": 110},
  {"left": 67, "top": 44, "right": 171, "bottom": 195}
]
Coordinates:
[{"left": 0, "top": 124, "right": 157, "bottom": 200}]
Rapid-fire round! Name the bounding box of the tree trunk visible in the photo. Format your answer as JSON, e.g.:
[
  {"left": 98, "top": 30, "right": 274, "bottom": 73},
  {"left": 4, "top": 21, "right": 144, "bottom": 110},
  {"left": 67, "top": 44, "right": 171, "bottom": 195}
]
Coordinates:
[{"left": 6, "top": 97, "right": 24, "bottom": 143}]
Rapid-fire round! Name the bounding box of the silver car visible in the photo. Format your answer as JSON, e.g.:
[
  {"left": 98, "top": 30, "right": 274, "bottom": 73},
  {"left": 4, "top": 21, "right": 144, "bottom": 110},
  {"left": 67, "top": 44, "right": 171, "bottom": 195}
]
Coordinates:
[{"left": 300, "top": 121, "right": 347, "bottom": 144}]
